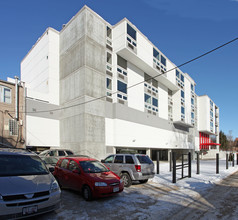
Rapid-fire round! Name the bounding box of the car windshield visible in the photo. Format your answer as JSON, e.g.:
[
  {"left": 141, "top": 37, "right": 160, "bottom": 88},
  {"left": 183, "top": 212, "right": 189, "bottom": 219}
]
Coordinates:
[
  {"left": 80, "top": 160, "right": 109, "bottom": 173},
  {"left": 136, "top": 155, "right": 153, "bottom": 164},
  {"left": 39, "top": 150, "right": 49, "bottom": 156},
  {"left": 0, "top": 155, "right": 49, "bottom": 176}
]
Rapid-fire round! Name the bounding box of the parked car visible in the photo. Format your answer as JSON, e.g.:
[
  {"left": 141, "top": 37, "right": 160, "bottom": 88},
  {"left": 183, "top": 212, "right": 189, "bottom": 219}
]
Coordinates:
[
  {"left": 0, "top": 148, "right": 61, "bottom": 219},
  {"left": 101, "top": 154, "right": 155, "bottom": 187},
  {"left": 53, "top": 156, "right": 124, "bottom": 201},
  {"left": 41, "top": 157, "right": 59, "bottom": 173},
  {"left": 39, "top": 149, "right": 74, "bottom": 159}
]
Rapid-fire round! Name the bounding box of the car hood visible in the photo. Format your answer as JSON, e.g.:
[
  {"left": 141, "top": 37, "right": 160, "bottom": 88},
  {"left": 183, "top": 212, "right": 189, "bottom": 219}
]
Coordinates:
[
  {"left": 0, "top": 174, "right": 54, "bottom": 196},
  {"left": 87, "top": 172, "right": 119, "bottom": 183}
]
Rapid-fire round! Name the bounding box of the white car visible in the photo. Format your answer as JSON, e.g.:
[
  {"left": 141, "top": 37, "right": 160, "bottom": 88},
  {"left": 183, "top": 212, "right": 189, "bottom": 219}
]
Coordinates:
[{"left": 0, "top": 148, "right": 61, "bottom": 219}]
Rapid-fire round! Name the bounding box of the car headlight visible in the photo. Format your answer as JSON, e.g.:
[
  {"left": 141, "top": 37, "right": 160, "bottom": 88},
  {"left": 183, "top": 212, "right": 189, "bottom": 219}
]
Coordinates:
[
  {"left": 50, "top": 180, "right": 60, "bottom": 193},
  {"left": 95, "top": 182, "right": 107, "bottom": 187}
]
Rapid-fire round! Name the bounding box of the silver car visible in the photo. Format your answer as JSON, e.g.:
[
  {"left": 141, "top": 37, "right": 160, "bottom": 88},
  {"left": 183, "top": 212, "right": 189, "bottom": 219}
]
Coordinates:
[
  {"left": 102, "top": 154, "right": 155, "bottom": 187},
  {"left": 39, "top": 149, "right": 74, "bottom": 159},
  {"left": 0, "top": 148, "right": 61, "bottom": 219}
]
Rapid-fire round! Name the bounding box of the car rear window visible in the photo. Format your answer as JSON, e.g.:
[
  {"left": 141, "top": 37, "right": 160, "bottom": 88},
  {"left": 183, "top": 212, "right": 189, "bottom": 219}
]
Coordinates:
[
  {"left": 136, "top": 155, "right": 153, "bottom": 164},
  {"left": 66, "top": 151, "right": 73, "bottom": 155},
  {"left": 0, "top": 155, "right": 48, "bottom": 176}
]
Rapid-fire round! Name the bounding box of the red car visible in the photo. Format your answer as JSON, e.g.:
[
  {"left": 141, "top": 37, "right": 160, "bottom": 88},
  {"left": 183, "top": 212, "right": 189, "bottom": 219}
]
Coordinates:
[{"left": 53, "top": 156, "right": 124, "bottom": 201}]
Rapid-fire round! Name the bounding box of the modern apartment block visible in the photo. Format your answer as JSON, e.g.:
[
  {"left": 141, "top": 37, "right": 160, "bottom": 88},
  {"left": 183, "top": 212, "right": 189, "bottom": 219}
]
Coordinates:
[
  {"left": 0, "top": 78, "right": 25, "bottom": 148},
  {"left": 21, "top": 6, "right": 220, "bottom": 159},
  {"left": 21, "top": 28, "right": 60, "bottom": 151},
  {"left": 197, "top": 95, "right": 220, "bottom": 153}
]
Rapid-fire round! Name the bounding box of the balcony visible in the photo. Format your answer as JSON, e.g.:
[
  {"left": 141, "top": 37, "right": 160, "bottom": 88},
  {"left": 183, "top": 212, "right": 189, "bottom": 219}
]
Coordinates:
[{"left": 113, "top": 21, "right": 179, "bottom": 92}]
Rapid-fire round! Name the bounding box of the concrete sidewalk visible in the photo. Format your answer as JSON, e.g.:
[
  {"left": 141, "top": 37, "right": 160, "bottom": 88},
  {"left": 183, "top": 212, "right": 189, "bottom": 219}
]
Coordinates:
[{"left": 170, "top": 171, "right": 238, "bottom": 220}]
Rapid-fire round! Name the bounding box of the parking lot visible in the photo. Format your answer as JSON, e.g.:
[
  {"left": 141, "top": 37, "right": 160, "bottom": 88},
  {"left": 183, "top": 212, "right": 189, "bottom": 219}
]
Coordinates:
[{"left": 35, "top": 159, "right": 238, "bottom": 220}]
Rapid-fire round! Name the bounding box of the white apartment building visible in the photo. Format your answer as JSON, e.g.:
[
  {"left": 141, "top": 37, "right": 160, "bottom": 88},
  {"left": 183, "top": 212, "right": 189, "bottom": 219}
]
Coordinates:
[{"left": 21, "top": 6, "right": 219, "bottom": 159}]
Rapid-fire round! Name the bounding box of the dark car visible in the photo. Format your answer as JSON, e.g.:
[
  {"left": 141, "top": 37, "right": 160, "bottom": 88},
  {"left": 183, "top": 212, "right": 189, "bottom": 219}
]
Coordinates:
[{"left": 53, "top": 156, "right": 124, "bottom": 201}]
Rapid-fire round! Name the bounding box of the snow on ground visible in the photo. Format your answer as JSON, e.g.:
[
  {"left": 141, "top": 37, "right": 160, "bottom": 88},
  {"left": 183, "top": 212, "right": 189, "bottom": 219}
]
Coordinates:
[{"left": 38, "top": 158, "right": 238, "bottom": 220}]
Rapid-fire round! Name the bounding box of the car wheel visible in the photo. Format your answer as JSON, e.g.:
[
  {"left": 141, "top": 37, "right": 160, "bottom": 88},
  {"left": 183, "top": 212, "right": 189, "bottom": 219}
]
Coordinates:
[
  {"left": 82, "top": 186, "right": 92, "bottom": 201},
  {"left": 139, "top": 179, "right": 148, "bottom": 184},
  {"left": 120, "top": 173, "right": 132, "bottom": 187}
]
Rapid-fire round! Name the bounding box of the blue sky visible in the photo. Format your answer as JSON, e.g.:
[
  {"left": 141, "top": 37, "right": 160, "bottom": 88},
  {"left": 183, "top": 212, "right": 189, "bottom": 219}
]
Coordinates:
[{"left": 0, "top": 0, "right": 238, "bottom": 139}]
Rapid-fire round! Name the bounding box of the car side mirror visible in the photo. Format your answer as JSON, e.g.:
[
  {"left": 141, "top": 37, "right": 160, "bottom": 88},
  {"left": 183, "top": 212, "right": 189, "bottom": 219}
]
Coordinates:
[{"left": 101, "top": 159, "right": 105, "bottom": 163}]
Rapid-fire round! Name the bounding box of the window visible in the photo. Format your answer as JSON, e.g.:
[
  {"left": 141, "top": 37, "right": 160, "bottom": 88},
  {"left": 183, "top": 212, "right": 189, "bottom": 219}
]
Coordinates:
[
  {"left": 114, "top": 156, "right": 123, "bottom": 163},
  {"left": 125, "top": 156, "right": 134, "bottom": 164},
  {"left": 105, "top": 155, "right": 114, "bottom": 163},
  {"left": 117, "top": 80, "right": 127, "bottom": 94},
  {"left": 176, "top": 70, "right": 180, "bottom": 78},
  {"left": 181, "top": 90, "right": 185, "bottom": 98},
  {"left": 161, "top": 55, "right": 166, "bottom": 66},
  {"left": 152, "top": 98, "right": 158, "bottom": 107},
  {"left": 117, "top": 55, "right": 127, "bottom": 69},
  {"left": 191, "top": 112, "right": 194, "bottom": 119},
  {"left": 58, "top": 151, "right": 66, "bottom": 156},
  {"left": 107, "top": 26, "right": 112, "bottom": 39},
  {"left": 127, "top": 23, "right": 136, "bottom": 41},
  {"left": 66, "top": 150, "right": 73, "bottom": 155},
  {"left": 191, "top": 98, "right": 194, "bottom": 105},
  {"left": 9, "top": 119, "right": 18, "bottom": 136},
  {"left": 60, "top": 159, "right": 69, "bottom": 169},
  {"left": 181, "top": 74, "right": 184, "bottom": 82},
  {"left": 136, "top": 155, "right": 153, "bottom": 164},
  {"left": 106, "top": 78, "right": 112, "bottom": 90},
  {"left": 153, "top": 48, "right": 160, "bottom": 60},
  {"left": 49, "top": 150, "right": 57, "bottom": 156},
  {"left": 107, "top": 52, "right": 112, "bottom": 64},
  {"left": 144, "top": 94, "right": 151, "bottom": 104},
  {"left": 191, "top": 84, "right": 194, "bottom": 91},
  {"left": 181, "top": 106, "right": 185, "bottom": 114},
  {"left": 68, "top": 160, "right": 79, "bottom": 172},
  {"left": 0, "top": 86, "right": 11, "bottom": 104}
]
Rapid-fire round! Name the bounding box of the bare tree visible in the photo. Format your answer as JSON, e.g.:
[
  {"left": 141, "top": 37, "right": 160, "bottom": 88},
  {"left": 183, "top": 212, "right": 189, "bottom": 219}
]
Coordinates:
[{"left": 226, "top": 130, "right": 235, "bottom": 152}]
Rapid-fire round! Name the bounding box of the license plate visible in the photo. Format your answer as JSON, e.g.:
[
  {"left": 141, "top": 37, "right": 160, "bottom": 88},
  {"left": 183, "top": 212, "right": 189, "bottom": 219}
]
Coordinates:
[
  {"left": 22, "top": 205, "right": 38, "bottom": 215},
  {"left": 113, "top": 187, "right": 119, "bottom": 192}
]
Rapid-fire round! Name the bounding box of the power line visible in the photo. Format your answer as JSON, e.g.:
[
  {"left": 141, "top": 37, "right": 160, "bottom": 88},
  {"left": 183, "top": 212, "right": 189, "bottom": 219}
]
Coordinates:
[{"left": 10, "top": 36, "right": 238, "bottom": 114}]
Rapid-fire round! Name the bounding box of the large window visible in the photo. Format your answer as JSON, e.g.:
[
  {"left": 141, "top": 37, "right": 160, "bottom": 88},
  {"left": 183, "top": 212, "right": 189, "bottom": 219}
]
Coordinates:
[
  {"left": 117, "top": 80, "right": 127, "bottom": 94},
  {"left": 152, "top": 98, "right": 158, "bottom": 107},
  {"left": 181, "top": 106, "right": 185, "bottom": 114},
  {"left": 181, "top": 90, "right": 185, "bottom": 98},
  {"left": 0, "top": 86, "right": 11, "bottom": 104},
  {"left": 106, "top": 78, "right": 112, "bottom": 90},
  {"left": 144, "top": 94, "right": 151, "bottom": 104},
  {"left": 161, "top": 55, "right": 166, "bottom": 66},
  {"left": 153, "top": 48, "right": 160, "bottom": 60},
  {"left": 127, "top": 23, "right": 136, "bottom": 41}
]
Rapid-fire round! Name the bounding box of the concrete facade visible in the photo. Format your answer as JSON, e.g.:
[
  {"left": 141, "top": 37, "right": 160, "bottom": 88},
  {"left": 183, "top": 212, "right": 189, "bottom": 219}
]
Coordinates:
[
  {"left": 59, "top": 8, "right": 106, "bottom": 158},
  {"left": 21, "top": 6, "right": 219, "bottom": 159}
]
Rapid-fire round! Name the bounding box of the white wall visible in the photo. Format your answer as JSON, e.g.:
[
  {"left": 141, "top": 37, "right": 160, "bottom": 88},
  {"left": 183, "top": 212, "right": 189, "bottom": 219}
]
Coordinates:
[
  {"left": 158, "top": 82, "right": 168, "bottom": 120},
  {"left": 21, "top": 28, "right": 59, "bottom": 105},
  {"left": 127, "top": 62, "right": 144, "bottom": 111},
  {"left": 26, "top": 115, "right": 59, "bottom": 147},
  {"left": 105, "top": 118, "right": 192, "bottom": 149}
]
